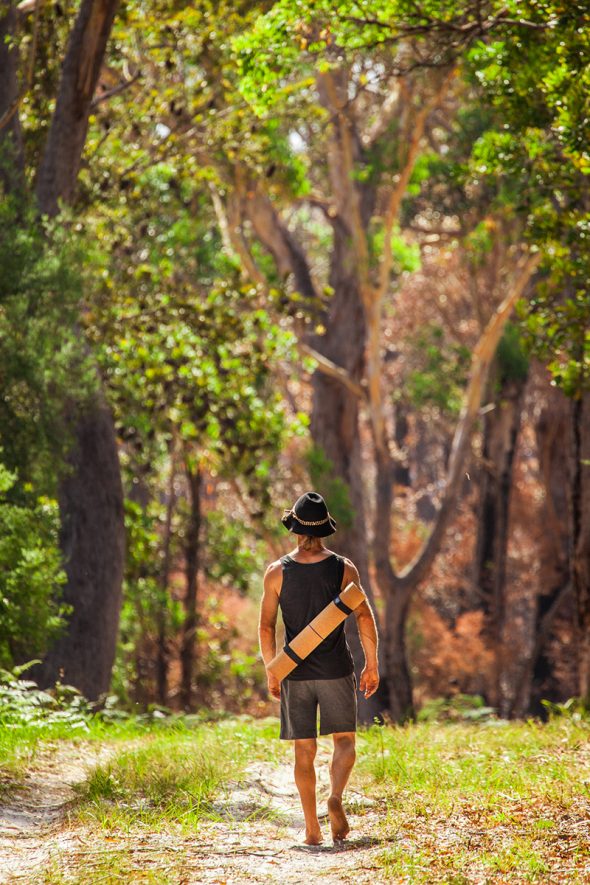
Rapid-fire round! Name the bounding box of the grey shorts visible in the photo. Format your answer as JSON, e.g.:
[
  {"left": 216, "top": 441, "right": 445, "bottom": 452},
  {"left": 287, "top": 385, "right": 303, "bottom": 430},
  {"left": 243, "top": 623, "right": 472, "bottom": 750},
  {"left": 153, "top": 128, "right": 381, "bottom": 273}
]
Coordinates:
[{"left": 279, "top": 674, "right": 357, "bottom": 740}]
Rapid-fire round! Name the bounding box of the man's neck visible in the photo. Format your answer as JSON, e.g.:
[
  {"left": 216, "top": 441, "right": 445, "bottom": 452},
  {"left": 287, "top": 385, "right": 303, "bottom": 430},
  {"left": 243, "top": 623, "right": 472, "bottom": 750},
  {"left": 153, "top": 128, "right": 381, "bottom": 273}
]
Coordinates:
[{"left": 291, "top": 537, "right": 330, "bottom": 562}]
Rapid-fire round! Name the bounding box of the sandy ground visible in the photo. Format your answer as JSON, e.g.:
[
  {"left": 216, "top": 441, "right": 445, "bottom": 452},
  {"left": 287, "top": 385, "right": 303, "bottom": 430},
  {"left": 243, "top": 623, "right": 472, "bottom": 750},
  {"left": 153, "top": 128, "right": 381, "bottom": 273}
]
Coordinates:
[{"left": 0, "top": 742, "right": 392, "bottom": 884}]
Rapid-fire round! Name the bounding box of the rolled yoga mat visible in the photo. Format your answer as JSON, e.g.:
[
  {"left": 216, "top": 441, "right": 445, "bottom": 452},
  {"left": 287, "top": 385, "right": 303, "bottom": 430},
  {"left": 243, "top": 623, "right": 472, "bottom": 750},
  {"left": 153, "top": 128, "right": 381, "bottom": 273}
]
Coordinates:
[{"left": 267, "top": 581, "right": 366, "bottom": 682}]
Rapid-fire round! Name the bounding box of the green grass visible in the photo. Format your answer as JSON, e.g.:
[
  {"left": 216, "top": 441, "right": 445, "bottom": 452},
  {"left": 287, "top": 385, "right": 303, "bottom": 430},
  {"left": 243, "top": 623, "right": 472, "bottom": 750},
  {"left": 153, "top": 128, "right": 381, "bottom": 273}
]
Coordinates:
[
  {"left": 0, "top": 717, "right": 111, "bottom": 791},
  {"left": 74, "top": 717, "right": 287, "bottom": 831},
  {"left": 358, "top": 718, "right": 590, "bottom": 809},
  {"left": 356, "top": 718, "right": 590, "bottom": 882},
  {"left": 4, "top": 713, "right": 590, "bottom": 883}
]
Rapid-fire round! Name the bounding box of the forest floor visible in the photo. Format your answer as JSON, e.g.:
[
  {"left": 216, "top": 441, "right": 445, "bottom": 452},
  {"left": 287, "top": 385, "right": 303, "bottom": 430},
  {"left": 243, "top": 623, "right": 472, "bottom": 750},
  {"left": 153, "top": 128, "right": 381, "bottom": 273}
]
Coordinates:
[
  {"left": 0, "top": 738, "right": 387, "bottom": 884},
  {"left": 1, "top": 717, "right": 590, "bottom": 883}
]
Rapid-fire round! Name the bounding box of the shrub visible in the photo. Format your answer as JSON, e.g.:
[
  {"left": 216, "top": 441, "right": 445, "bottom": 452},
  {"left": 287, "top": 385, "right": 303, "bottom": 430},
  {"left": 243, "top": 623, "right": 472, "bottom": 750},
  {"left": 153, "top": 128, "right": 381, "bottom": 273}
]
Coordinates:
[{"left": 0, "top": 461, "right": 70, "bottom": 668}]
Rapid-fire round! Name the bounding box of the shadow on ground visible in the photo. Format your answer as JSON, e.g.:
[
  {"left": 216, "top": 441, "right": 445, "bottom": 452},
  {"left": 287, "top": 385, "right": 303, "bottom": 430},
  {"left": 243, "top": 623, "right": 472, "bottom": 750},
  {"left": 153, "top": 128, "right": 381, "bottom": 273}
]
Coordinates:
[{"left": 291, "top": 834, "right": 382, "bottom": 854}]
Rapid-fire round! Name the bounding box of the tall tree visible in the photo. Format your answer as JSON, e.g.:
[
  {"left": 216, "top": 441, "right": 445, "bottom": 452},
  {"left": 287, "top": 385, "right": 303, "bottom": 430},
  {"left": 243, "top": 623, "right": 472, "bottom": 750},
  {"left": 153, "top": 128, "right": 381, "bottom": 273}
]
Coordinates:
[
  {"left": 1, "top": 0, "right": 123, "bottom": 699},
  {"left": 473, "top": 328, "right": 528, "bottom": 713}
]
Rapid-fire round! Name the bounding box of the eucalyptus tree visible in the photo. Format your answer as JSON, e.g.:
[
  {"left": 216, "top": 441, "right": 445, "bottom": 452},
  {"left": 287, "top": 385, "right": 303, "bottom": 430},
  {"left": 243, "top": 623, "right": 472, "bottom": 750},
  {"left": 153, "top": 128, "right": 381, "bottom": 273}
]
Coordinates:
[{"left": 0, "top": 0, "right": 123, "bottom": 699}]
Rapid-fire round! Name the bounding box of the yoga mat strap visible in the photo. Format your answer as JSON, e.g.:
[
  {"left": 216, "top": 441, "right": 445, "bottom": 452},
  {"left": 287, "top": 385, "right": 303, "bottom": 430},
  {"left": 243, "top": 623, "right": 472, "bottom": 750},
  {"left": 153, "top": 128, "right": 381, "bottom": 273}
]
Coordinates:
[
  {"left": 333, "top": 595, "right": 353, "bottom": 616},
  {"left": 283, "top": 644, "right": 305, "bottom": 666}
]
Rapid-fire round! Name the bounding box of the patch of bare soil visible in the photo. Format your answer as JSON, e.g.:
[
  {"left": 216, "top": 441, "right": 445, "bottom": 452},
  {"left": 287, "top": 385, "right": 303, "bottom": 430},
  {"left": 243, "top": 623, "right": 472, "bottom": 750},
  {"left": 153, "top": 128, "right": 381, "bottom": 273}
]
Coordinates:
[{"left": 0, "top": 742, "right": 392, "bottom": 884}]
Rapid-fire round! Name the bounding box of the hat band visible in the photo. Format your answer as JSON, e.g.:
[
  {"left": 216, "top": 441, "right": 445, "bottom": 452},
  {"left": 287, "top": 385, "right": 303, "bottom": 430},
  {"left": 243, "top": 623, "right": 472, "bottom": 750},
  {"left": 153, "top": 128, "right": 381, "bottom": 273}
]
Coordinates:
[{"left": 282, "top": 508, "right": 331, "bottom": 527}]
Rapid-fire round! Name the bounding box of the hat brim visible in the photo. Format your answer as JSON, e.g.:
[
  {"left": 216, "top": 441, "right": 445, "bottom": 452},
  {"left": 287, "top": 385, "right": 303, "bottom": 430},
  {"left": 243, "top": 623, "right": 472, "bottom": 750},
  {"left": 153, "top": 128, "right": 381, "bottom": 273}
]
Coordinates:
[{"left": 281, "top": 514, "right": 337, "bottom": 537}]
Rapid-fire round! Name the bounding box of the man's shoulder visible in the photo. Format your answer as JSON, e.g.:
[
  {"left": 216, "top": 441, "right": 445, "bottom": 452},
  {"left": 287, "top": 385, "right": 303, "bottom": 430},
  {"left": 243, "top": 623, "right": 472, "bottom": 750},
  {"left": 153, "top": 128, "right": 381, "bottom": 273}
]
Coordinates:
[
  {"left": 265, "top": 558, "right": 284, "bottom": 575},
  {"left": 340, "top": 556, "right": 360, "bottom": 580},
  {"left": 264, "top": 558, "right": 284, "bottom": 594}
]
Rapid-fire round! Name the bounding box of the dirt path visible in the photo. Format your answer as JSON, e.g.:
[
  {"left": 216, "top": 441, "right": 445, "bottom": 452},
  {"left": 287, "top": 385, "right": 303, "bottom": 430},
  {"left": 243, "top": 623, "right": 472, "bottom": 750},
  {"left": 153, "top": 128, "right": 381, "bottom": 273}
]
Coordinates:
[
  {"left": 0, "top": 742, "right": 392, "bottom": 884},
  {"left": 0, "top": 743, "right": 116, "bottom": 883}
]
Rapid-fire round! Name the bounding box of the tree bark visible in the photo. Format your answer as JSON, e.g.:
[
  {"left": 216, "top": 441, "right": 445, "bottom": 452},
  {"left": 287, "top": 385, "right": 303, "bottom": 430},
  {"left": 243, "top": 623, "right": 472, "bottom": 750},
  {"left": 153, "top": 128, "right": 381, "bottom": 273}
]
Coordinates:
[
  {"left": 0, "top": 1, "right": 25, "bottom": 189},
  {"left": 35, "top": 0, "right": 119, "bottom": 215},
  {"left": 511, "top": 380, "right": 573, "bottom": 717},
  {"left": 180, "top": 462, "right": 201, "bottom": 711},
  {"left": 34, "top": 395, "right": 125, "bottom": 700},
  {"left": 156, "top": 448, "right": 177, "bottom": 707},
  {"left": 383, "top": 588, "right": 414, "bottom": 722},
  {"left": 374, "top": 448, "right": 415, "bottom": 719},
  {"left": 570, "top": 391, "right": 590, "bottom": 701},
  {"left": 473, "top": 367, "right": 527, "bottom": 713},
  {"left": 310, "top": 253, "right": 369, "bottom": 581},
  {"left": 32, "top": 0, "right": 124, "bottom": 700}
]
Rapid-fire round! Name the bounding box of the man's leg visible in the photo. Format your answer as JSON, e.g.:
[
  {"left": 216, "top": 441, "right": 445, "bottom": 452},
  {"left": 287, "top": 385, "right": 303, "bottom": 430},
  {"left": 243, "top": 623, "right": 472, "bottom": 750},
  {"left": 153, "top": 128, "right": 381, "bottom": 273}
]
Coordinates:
[
  {"left": 328, "top": 731, "right": 356, "bottom": 840},
  {"left": 294, "top": 738, "right": 322, "bottom": 845}
]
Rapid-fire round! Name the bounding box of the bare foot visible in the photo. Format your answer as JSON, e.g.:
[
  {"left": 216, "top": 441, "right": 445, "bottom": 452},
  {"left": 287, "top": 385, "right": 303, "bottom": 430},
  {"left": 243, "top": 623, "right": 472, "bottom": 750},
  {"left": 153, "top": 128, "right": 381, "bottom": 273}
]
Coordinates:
[
  {"left": 304, "top": 828, "right": 323, "bottom": 845},
  {"left": 327, "top": 795, "right": 350, "bottom": 841}
]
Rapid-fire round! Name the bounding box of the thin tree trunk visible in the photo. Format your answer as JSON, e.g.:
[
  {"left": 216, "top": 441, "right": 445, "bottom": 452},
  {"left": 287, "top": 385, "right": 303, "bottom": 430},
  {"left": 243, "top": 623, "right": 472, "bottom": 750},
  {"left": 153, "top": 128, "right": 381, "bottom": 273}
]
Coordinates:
[
  {"left": 383, "top": 590, "right": 413, "bottom": 722},
  {"left": 374, "top": 448, "right": 415, "bottom": 719},
  {"left": 310, "top": 234, "right": 389, "bottom": 722},
  {"left": 180, "top": 462, "right": 201, "bottom": 710},
  {"left": 473, "top": 367, "right": 527, "bottom": 713},
  {"left": 372, "top": 256, "right": 540, "bottom": 721},
  {"left": 0, "top": 1, "right": 25, "bottom": 189},
  {"left": 156, "top": 447, "right": 177, "bottom": 706},
  {"left": 511, "top": 380, "right": 573, "bottom": 717},
  {"left": 570, "top": 391, "right": 590, "bottom": 701}
]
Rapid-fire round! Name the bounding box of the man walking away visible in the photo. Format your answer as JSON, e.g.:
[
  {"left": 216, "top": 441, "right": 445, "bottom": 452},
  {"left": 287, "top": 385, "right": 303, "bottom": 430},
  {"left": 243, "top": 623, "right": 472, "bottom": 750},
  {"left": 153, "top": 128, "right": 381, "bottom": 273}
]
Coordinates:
[{"left": 259, "top": 491, "right": 379, "bottom": 845}]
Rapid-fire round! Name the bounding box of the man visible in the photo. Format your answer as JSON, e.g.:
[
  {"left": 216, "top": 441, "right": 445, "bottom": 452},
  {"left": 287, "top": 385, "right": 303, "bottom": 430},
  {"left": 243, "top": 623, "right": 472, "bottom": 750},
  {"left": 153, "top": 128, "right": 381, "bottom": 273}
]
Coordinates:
[{"left": 259, "top": 491, "right": 379, "bottom": 845}]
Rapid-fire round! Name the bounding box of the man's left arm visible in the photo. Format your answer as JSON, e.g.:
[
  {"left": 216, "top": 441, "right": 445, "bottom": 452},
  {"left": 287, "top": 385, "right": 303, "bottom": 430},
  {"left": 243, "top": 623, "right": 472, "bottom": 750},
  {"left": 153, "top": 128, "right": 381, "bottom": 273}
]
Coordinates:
[{"left": 343, "top": 561, "right": 379, "bottom": 699}]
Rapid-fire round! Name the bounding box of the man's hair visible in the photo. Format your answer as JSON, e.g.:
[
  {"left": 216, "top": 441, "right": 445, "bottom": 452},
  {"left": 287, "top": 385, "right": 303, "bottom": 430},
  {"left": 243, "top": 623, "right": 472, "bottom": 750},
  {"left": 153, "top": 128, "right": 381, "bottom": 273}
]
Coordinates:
[{"left": 299, "top": 535, "right": 322, "bottom": 551}]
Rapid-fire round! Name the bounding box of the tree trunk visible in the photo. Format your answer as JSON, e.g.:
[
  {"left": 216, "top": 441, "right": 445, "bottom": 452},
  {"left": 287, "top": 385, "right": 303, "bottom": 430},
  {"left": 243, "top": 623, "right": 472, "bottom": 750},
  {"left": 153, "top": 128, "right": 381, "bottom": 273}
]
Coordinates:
[
  {"left": 34, "top": 396, "right": 125, "bottom": 700},
  {"left": 35, "top": 0, "right": 119, "bottom": 215},
  {"left": 570, "top": 391, "right": 590, "bottom": 701},
  {"left": 310, "top": 229, "right": 389, "bottom": 722},
  {"left": 473, "top": 367, "right": 527, "bottom": 713},
  {"left": 0, "top": 1, "right": 25, "bottom": 189},
  {"left": 383, "top": 589, "right": 413, "bottom": 722},
  {"left": 156, "top": 449, "right": 177, "bottom": 707},
  {"left": 180, "top": 463, "right": 201, "bottom": 710},
  {"left": 511, "top": 380, "right": 573, "bottom": 718},
  {"left": 32, "top": 0, "right": 123, "bottom": 700},
  {"left": 310, "top": 296, "right": 368, "bottom": 576},
  {"left": 374, "top": 449, "right": 415, "bottom": 719}
]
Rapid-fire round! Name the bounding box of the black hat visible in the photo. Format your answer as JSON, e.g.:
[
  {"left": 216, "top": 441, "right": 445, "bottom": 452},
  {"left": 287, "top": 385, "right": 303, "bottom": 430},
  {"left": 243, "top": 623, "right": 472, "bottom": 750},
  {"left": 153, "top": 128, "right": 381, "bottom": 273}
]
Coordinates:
[{"left": 281, "top": 491, "right": 337, "bottom": 537}]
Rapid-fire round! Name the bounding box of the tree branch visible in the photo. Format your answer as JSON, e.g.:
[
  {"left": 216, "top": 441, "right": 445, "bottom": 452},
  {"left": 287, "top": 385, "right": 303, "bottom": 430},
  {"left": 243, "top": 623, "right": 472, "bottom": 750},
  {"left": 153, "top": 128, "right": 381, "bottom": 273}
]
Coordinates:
[
  {"left": 35, "top": 0, "right": 120, "bottom": 216},
  {"left": 391, "top": 250, "right": 542, "bottom": 589},
  {"left": 90, "top": 70, "right": 141, "bottom": 108},
  {"left": 299, "top": 343, "right": 366, "bottom": 400},
  {"left": 212, "top": 179, "right": 365, "bottom": 404},
  {"left": 235, "top": 169, "right": 320, "bottom": 303},
  {"left": 376, "top": 66, "right": 456, "bottom": 300},
  {"left": 0, "top": 0, "right": 41, "bottom": 136},
  {"left": 362, "top": 82, "right": 402, "bottom": 148}
]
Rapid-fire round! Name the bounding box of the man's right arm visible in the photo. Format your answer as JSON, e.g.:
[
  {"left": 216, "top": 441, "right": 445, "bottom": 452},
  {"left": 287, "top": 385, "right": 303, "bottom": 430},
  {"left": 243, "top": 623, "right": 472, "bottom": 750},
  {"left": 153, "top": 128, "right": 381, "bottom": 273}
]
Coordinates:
[{"left": 259, "top": 561, "right": 281, "bottom": 700}]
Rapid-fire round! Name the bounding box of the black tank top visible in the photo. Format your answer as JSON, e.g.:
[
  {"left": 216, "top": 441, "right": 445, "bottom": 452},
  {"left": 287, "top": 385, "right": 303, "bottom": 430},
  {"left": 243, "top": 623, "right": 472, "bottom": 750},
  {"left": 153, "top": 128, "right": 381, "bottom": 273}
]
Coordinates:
[{"left": 279, "top": 553, "right": 354, "bottom": 681}]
